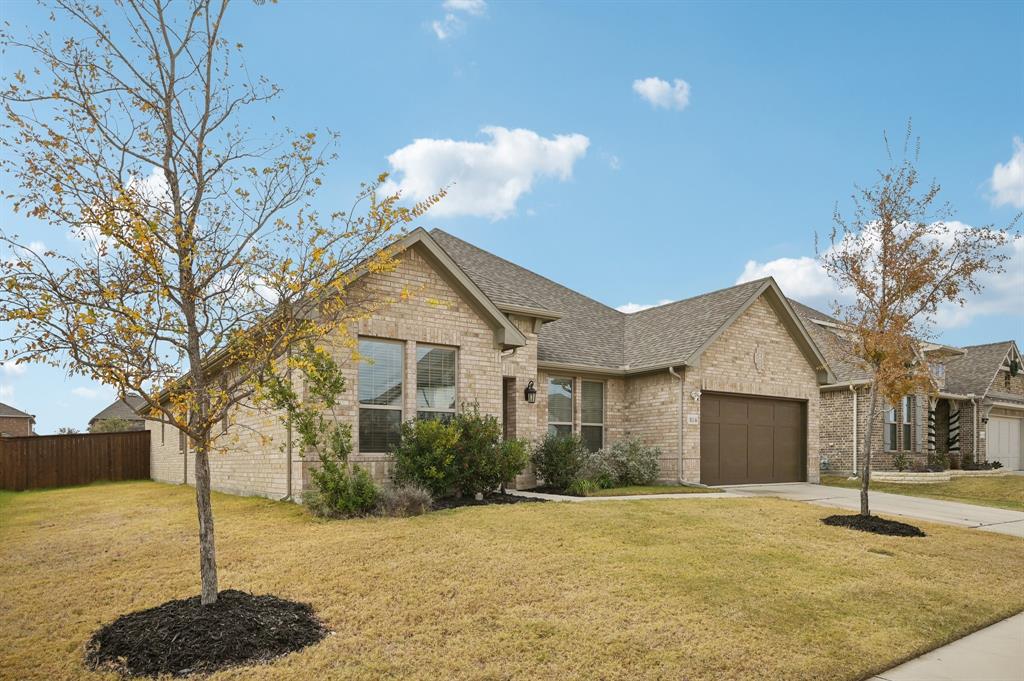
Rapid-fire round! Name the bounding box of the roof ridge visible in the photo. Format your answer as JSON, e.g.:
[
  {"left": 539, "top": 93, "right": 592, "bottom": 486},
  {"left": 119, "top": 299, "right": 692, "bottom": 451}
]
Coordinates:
[
  {"left": 430, "top": 229, "right": 624, "bottom": 315},
  {"left": 627, "top": 277, "right": 770, "bottom": 318}
]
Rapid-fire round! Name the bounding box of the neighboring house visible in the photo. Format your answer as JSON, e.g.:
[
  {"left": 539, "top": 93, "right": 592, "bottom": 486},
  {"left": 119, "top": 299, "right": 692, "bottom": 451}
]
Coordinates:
[
  {"left": 0, "top": 402, "right": 36, "bottom": 437},
  {"left": 794, "top": 301, "right": 1024, "bottom": 473},
  {"left": 89, "top": 395, "right": 147, "bottom": 432},
  {"left": 148, "top": 228, "right": 835, "bottom": 499}
]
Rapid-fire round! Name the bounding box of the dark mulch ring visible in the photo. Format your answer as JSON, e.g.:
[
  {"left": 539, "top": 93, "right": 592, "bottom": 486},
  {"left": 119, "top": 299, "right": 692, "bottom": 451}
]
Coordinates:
[
  {"left": 85, "top": 589, "right": 328, "bottom": 677},
  {"left": 432, "top": 491, "right": 547, "bottom": 510},
  {"left": 822, "top": 513, "right": 927, "bottom": 537}
]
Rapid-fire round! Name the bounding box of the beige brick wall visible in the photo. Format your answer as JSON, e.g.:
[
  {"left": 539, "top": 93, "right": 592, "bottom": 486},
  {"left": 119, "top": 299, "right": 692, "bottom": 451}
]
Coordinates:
[
  {"left": 0, "top": 415, "right": 33, "bottom": 437},
  {"left": 685, "top": 296, "right": 822, "bottom": 484},
  {"left": 623, "top": 370, "right": 681, "bottom": 480}
]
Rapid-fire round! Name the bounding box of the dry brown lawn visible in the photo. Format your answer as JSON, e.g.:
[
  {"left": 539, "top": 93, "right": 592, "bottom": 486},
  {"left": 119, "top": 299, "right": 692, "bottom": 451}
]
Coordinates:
[{"left": 2, "top": 481, "right": 1022, "bottom": 681}]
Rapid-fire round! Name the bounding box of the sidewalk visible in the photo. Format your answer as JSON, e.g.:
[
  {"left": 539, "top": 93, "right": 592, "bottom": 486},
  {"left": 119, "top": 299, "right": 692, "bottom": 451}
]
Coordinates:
[
  {"left": 869, "top": 612, "right": 1024, "bottom": 681},
  {"left": 509, "top": 489, "right": 739, "bottom": 502}
]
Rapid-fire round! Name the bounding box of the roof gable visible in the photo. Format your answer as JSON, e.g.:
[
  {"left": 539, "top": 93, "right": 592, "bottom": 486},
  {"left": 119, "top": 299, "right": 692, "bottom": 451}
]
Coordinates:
[
  {"left": 89, "top": 395, "right": 147, "bottom": 424},
  {"left": 0, "top": 401, "right": 34, "bottom": 418},
  {"left": 431, "top": 230, "right": 833, "bottom": 381},
  {"left": 944, "top": 341, "right": 1019, "bottom": 398}
]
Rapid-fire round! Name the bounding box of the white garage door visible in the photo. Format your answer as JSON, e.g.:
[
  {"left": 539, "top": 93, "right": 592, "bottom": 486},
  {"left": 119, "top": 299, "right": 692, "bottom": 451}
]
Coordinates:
[{"left": 987, "top": 416, "right": 1023, "bottom": 470}]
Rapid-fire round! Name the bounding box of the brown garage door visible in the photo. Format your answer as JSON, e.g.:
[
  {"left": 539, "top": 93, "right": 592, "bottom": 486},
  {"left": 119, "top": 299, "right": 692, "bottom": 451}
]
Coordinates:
[{"left": 700, "top": 392, "right": 806, "bottom": 485}]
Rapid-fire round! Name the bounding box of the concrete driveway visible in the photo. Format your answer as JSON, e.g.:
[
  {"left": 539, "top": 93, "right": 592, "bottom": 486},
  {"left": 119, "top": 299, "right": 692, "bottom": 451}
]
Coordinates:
[{"left": 723, "top": 482, "right": 1024, "bottom": 537}]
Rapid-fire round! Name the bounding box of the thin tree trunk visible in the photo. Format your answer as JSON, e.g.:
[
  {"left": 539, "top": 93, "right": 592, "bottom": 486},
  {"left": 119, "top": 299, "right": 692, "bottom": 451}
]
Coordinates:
[
  {"left": 193, "top": 436, "right": 219, "bottom": 605},
  {"left": 860, "top": 382, "right": 878, "bottom": 517}
]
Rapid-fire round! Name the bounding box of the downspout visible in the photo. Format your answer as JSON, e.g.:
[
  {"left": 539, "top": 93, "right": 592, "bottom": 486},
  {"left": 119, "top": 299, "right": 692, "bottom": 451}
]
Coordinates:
[
  {"left": 970, "top": 395, "right": 978, "bottom": 464},
  {"left": 284, "top": 346, "right": 293, "bottom": 502},
  {"left": 850, "top": 384, "right": 858, "bottom": 476}
]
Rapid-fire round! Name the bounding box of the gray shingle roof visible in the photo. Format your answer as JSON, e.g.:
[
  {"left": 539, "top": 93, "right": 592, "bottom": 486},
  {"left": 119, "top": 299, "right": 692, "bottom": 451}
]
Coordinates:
[
  {"left": 89, "top": 394, "right": 147, "bottom": 424},
  {"left": 944, "top": 341, "right": 1014, "bottom": 398},
  {"left": 0, "top": 401, "right": 33, "bottom": 418},
  {"left": 789, "top": 301, "right": 872, "bottom": 384},
  {"left": 431, "top": 229, "right": 795, "bottom": 372}
]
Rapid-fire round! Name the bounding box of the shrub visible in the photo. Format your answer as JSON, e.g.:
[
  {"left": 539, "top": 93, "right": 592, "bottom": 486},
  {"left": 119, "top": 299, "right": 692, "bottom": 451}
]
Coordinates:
[
  {"left": 376, "top": 482, "right": 433, "bottom": 517},
  {"left": 391, "top": 417, "right": 461, "bottom": 498},
  {"left": 576, "top": 449, "right": 615, "bottom": 489},
  {"left": 892, "top": 451, "right": 910, "bottom": 472},
  {"left": 566, "top": 477, "right": 598, "bottom": 497},
  {"left": 391, "top": 405, "right": 530, "bottom": 498},
  {"left": 604, "top": 436, "right": 660, "bottom": 485},
  {"left": 531, "top": 433, "right": 588, "bottom": 491},
  {"left": 303, "top": 462, "right": 379, "bottom": 519}
]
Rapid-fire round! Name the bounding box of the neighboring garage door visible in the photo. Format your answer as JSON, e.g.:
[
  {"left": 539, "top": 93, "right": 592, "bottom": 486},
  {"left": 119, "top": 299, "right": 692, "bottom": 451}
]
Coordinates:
[
  {"left": 987, "top": 416, "right": 1023, "bottom": 471},
  {"left": 700, "top": 392, "right": 806, "bottom": 485}
]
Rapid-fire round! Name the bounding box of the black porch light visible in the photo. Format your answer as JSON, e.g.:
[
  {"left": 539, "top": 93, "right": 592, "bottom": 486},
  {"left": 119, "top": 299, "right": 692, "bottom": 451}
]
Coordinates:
[{"left": 524, "top": 380, "right": 537, "bottom": 404}]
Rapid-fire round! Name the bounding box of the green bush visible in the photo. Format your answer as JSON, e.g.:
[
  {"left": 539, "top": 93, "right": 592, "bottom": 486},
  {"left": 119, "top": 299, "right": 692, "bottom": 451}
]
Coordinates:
[
  {"left": 376, "top": 482, "right": 433, "bottom": 517},
  {"left": 604, "top": 436, "right": 660, "bottom": 485},
  {"left": 566, "top": 477, "right": 598, "bottom": 497},
  {"left": 392, "top": 404, "right": 530, "bottom": 498},
  {"left": 531, "top": 433, "right": 588, "bottom": 491},
  {"left": 303, "top": 459, "right": 379, "bottom": 518},
  {"left": 892, "top": 451, "right": 910, "bottom": 472},
  {"left": 392, "top": 417, "right": 461, "bottom": 498}
]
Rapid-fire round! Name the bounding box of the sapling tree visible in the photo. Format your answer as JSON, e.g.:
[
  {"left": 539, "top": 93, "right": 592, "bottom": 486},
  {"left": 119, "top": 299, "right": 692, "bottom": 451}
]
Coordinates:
[
  {"left": 0, "top": 0, "right": 441, "bottom": 604},
  {"left": 819, "top": 124, "right": 1017, "bottom": 516}
]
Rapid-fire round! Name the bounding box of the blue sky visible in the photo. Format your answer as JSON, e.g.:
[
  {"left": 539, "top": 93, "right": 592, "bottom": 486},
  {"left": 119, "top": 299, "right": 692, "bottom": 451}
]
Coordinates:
[{"left": 1, "top": 0, "right": 1022, "bottom": 433}]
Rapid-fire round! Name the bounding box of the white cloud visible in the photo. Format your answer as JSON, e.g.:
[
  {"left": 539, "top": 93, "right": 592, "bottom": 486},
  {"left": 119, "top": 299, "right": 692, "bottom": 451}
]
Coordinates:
[
  {"left": 737, "top": 256, "right": 840, "bottom": 305},
  {"left": 736, "top": 224, "right": 1023, "bottom": 330},
  {"left": 385, "top": 126, "right": 590, "bottom": 220},
  {"left": 632, "top": 77, "right": 691, "bottom": 111},
  {"left": 0, "top": 384, "right": 13, "bottom": 401},
  {"left": 616, "top": 299, "right": 674, "bottom": 314},
  {"left": 0, "top": 362, "right": 27, "bottom": 377},
  {"left": 71, "top": 386, "right": 102, "bottom": 399},
  {"left": 443, "top": 0, "right": 486, "bottom": 15},
  {"left": 990, "top": 136, "right": 1024, "bottom": 209},
  {"left": 431, "top": 0, "right": 485, "bottom": 40}
]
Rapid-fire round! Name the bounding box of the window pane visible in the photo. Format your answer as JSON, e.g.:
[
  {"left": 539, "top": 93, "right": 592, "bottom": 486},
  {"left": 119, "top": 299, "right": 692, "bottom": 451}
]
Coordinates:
[
  {"left": 417, "top": 346, "right": 456, "bottom": 411},
  {"left": 581, "top": 381, "right": 604, "bottom": 424},
  {"left": 581, "top": 425, "right": 603, "bottom": 452},
  {"left": 548, "top": 377, "right": 573, "bottom": 424},
  {"left": 359, "top": 408, "right": 402, "bottom": 452},
  {"left": 902, "top": 424, "right": 912, "bottom": 451},
  {"left": 359, "top": 339, "right": 403, "bottom": 407},
  {"left": 548, "top": 424, "right": 572, "bottom": 438}
]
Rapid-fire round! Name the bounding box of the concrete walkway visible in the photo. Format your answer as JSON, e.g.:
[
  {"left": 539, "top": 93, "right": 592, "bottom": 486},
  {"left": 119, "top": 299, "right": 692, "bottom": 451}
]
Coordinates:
[
  {"left": 510, "top": 489, "right": 739, "bottom": 502},
  {"left": 722, "top": 482, "right": 1024, "bottom": 537},
  {"left": 868, "top": 612, "right": 1024, "bottom": 681}
]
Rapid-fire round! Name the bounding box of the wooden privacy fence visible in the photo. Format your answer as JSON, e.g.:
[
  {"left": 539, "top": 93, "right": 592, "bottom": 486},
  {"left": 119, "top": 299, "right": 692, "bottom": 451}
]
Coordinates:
[{"left": 0, "top": 430, "right": 150, "bottom": 491}]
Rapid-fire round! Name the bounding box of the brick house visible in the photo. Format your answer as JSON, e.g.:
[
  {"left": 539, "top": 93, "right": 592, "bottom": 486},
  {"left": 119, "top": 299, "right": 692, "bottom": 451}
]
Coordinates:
[
  {"left": 0, "top": 402, "right": 36, "bottom": 437},
  {"left": 88, "top": 395, "right": 147, "bottom": 432},
  {"left": 148, "top": 228, "right": 838, "bottom": 498},
  {"left": 794, "top": 301, "right": 1024, "bottom": 474}
]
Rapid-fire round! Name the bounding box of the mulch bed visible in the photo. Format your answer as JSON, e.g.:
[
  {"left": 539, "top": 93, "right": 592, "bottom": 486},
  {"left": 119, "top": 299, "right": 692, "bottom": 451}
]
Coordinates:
[
  {"left": 432, "top": 491, "right": 547, "bottom": 510},
  {"left": 822, "top": 513, "right": 927, "bottom": 537},
  {"left": 85, "top": 589, "right": 328, "bottom": 677}
]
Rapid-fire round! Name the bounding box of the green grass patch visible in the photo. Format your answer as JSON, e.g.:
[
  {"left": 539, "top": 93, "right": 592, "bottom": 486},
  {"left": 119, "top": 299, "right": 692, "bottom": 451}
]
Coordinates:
[{"left": 821, "top": 474, "right": 1024, "bottom": 512}]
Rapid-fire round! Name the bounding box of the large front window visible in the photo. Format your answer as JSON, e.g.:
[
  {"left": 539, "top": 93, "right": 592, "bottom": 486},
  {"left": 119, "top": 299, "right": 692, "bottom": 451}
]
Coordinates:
[
  {"left": 547, "top": 376, "right": 573, "bottom": 437},
  {"left": 901, "top": 395, "right": 914, "bottom": 451},
  {"left": 581, "top": 380, "right": 604, "bottom": 452},
  {"left": 416, "top": 345, "right": 456, "bottom": 421},
  {"left": 358, "top": 338, "right": 403, "bottom": 452},
  {"left": 884, "top": 402, "right": 897, "bottom": 451}
]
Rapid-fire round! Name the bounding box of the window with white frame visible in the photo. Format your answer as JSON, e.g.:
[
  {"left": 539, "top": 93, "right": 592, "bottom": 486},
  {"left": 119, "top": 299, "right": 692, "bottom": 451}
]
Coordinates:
[
  {"left": 581, "top": 380, "right": 604, "bottom": 452},
  {"left": 547, "top": 376, "right": 573, "bottom": 437},
  {"left": 358, "top": 338, "right": 404, "bottom": 453},
  {"left": 416, "top": 345, "right": 457, "bottom": 421},
  {"left": 901, "top": 395, "right": 914, "bottom": 451},
  {"left": 884, "top": 402, "right": 897, "bottom": 451}
]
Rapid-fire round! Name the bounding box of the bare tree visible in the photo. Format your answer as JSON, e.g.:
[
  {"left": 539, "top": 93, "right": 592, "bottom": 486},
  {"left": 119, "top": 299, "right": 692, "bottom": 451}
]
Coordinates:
[
  {"left": 0, "top": 0, "right": 441, "bottom": 604},
  {"left": 820, "top": 124, "right": 1018, "bottom": 516}
]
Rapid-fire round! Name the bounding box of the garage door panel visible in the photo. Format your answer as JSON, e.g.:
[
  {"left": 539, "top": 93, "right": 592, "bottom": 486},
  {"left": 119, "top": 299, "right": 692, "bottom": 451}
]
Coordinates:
[
  {"left": 701, "top": 393, "right": 806, "bottom": 485},
  {"left": 748, "top": 424, "right": 774, "bottom": 480},
  {"left": 700, "top": 422, "right": 720, "bottom": 484},
  {"left": 720, "top": 424, "right": 749, "bottom": 483},
  {"left": 988, "top": 417, "right": 1022, "bottom": 471}
]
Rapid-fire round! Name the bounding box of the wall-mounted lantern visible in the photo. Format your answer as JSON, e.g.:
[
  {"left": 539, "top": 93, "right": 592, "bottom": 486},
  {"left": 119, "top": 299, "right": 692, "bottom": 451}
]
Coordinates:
[{"left": 524, "top": 380, "right": 537, "bottom": 404}]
